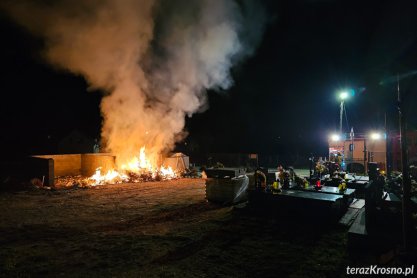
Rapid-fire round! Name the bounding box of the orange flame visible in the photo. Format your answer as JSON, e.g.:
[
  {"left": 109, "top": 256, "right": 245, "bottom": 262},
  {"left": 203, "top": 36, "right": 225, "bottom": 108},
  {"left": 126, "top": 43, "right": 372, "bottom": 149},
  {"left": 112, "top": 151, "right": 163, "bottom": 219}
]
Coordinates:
[
  {"left": 121, "top": 146, "right": 154, "bottom": 173},
  {"left": 89, "top": 168, "right": 129, "bottom": 185},
  {"left": 87, "top": 146, "right": 176, "bottom": 186}
]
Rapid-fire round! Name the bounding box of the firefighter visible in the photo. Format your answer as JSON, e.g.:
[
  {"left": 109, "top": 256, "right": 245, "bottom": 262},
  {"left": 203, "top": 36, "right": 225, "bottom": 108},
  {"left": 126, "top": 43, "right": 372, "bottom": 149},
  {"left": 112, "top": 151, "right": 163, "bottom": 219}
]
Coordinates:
[
  {"left": 255, "top": 168, "right": 267, "bottom": 190},
  {"left": 336, "top": 152, "right": 343, "bottom": 165},
  {"left": 276, "top": 164, "right": 284, "bottom": 181}
]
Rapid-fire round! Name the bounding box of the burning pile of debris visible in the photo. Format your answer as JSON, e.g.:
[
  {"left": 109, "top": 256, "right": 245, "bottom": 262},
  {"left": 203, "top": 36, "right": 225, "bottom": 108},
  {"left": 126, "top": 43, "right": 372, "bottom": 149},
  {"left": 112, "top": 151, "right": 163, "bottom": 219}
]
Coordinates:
[
  {"left": 53, "top": 148, "right": 180, "bottom": 188},
  {"left": 52, "top": 149, "right": 193, "bottom": 188},
  {"left": 54, "top": 169, "right": 176, "bottom": 188}
]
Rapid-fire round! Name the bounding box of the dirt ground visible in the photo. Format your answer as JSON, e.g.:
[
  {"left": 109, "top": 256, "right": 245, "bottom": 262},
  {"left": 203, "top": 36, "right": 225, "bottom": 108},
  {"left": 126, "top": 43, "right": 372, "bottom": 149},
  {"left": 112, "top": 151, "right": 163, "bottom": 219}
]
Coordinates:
[{"left": 0, "top": 178, "right": 381, "bottom": 277}]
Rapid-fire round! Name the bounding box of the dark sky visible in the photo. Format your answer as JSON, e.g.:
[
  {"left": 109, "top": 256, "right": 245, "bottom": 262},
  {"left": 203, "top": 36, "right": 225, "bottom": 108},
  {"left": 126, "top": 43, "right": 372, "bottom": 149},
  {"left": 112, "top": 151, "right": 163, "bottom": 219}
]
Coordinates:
[{"left": 1, "top": 0, "right": 417, "bottom": 158}]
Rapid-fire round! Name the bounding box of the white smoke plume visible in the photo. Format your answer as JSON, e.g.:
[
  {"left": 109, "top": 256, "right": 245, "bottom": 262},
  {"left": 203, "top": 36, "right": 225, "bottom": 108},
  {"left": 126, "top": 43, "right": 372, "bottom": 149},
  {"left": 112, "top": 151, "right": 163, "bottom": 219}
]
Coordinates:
[{"left": 1, "top": 0, "right": 265, "bottom": 167}]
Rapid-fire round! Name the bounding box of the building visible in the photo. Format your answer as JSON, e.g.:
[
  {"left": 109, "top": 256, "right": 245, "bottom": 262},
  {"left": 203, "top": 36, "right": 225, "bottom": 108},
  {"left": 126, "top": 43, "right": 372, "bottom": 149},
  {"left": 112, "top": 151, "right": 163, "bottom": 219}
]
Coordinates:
[
  {"left": 328, "top": 132, "right": 386, "bottom": 174},
  {"left": 329, "top": 129, "right": 417, "bottom": 174}
]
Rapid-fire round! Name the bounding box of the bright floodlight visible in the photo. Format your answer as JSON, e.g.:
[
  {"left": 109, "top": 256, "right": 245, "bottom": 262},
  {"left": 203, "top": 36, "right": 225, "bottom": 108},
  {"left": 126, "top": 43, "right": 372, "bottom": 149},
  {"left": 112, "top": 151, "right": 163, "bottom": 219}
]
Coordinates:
[
  {"left": 370, "top": 132, "right": 382, "bottom": 140},
  {"left": 330, "top": 134, "right": 341, "bottom": 142},
  {"left": 339, "top": 91, "right": 349, "bottom": 100}
]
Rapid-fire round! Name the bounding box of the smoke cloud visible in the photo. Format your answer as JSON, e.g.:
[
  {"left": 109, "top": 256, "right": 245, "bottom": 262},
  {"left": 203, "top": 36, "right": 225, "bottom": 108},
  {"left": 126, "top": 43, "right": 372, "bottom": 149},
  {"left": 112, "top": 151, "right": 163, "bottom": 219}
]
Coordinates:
[{"left": 1, "top": 0, "right": 265, "bottom": 166}]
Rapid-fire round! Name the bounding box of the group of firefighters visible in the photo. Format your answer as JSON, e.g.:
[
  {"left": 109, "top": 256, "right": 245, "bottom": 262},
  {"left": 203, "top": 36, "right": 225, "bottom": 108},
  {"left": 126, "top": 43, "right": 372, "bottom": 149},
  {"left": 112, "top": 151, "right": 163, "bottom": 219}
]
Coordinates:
[
  {"left": 255, "top": 165, "right": 310, "bottom": 192},
  {"left": 255, "top": 158, "right": 349, "bottom": 193},
  {"left": 313, "top": 156, "right": 342, "bottom": 177}
]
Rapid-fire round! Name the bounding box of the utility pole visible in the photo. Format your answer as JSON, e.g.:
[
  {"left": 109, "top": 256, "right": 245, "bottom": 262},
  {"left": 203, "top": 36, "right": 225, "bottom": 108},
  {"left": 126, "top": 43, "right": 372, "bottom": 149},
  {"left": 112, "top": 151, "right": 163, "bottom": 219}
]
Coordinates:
[
  {"left": 339, "top": 100, "right": 344, "bottom": 134},
  {"left": 385, "top": 113, "right": 391, "bottom": 178},
  {"left": 397, "top": 75, "right": 411, "bottom": 256},
  {"left": 363, "top": 138, "right": 367, "bottom": 174},
  {"left": 350, "top": 127, "right": 354, "bottom": 170}
]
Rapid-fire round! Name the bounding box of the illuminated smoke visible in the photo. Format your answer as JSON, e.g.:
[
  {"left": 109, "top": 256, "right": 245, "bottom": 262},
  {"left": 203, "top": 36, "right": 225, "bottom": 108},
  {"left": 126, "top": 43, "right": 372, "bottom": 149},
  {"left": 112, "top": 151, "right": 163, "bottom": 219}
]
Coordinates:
[{"left": 1, "top": 0, "right": 265, "bottom": 166}]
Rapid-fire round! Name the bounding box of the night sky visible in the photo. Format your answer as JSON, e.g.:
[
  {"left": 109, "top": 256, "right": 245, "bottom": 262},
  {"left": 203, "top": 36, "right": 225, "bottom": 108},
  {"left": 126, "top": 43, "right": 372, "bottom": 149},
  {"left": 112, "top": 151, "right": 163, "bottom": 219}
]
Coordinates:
[{"left": 1, "top": 0, "right": 417, "bottom": 160}]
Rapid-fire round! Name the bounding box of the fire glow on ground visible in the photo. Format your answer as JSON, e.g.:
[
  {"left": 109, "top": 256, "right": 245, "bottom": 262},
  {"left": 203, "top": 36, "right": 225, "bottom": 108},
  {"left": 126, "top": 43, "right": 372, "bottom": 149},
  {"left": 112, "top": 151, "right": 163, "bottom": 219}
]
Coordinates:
[{"left": 0, "top": 179, "right": 354, "bottom": 277}]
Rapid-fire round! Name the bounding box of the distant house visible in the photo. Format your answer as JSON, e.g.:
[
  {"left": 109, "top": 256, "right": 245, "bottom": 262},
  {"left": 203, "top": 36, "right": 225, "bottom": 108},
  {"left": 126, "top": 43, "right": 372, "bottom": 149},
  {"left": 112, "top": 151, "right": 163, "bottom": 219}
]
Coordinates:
[{"left": 57, "top": 129, "right": 95, "bottom": 154}]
